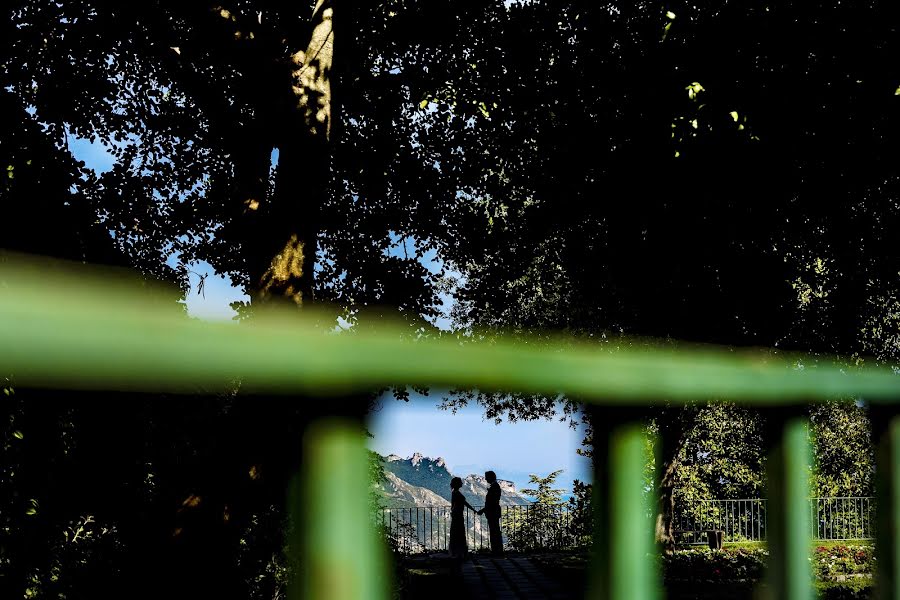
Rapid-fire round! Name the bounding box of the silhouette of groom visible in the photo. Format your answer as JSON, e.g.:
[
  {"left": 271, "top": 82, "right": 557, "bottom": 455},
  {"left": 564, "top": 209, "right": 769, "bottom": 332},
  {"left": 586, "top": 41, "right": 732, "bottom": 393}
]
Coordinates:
[{"left": 477, "top": 470, "right": 503, "bottom": 556}]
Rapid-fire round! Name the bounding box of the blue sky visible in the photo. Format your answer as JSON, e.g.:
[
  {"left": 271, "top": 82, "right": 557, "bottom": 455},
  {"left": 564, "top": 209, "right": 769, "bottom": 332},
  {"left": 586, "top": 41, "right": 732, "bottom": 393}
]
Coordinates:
[
  {"left": 368, "top": 391, "right": 593, "bottom": 495},
  {"left": 178, "top": 266, "right": 248, "bottom": 320},
  {"left": 163, "top": 251, "right": 247, "bottom": 321},
  {"left": 68, "top": 135, "right": 116, "bottom": 173},
  {"left": 70, "top": 135, "right": 591, "bottom": 495}
]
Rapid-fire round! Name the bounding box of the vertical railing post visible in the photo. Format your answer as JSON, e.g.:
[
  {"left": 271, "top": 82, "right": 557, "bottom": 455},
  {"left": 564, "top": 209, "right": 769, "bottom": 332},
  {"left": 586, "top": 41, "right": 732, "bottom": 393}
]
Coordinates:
[
  {"left": 762, "top": 408, "right": 813, "bottom": 600},
  {"left": 479, "top": 508, "right": 484, "bottom": 551},
  {"left": 874, "top": 409, "right": 900, "bottom": 600},
  {"left": 290, "top": 418, "right": 390, "bottom": 600},
  {"left": 809, "top": 498, "right": 814, "bottom": 541},
  {"left": 587, "top": 408, "right": 660, "bottom": 600}
]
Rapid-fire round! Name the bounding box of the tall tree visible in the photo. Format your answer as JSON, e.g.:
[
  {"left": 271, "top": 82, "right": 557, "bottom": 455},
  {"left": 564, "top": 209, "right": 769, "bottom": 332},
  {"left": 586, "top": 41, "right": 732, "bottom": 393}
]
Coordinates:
[
  {"left": 407, "top": 0, "right": 900, "bottom": 551},
  {"left": 0, "top": 1, "right": 451, "bottom": 596}
]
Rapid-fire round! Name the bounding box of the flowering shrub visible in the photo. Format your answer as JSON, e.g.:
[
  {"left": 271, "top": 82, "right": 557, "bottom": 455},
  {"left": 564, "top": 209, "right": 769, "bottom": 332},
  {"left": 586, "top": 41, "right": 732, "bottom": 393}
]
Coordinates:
[
  {"left": 816, "top": 578, "right": 873, "bottom": 600},
  {"left": 664, "top": 548, "right": 767, "bottom": 582},
  {"left": 663, "top": 545, "right": 874, "bottom": 583},
  {"left": 813, "top": 545, "right": 874, "bottom": 579}
]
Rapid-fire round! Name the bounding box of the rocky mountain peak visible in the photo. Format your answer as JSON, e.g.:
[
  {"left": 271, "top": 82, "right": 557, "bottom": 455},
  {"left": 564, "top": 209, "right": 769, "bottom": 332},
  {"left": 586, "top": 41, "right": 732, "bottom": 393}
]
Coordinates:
[
  {"left": 498, "top": 479, "right": 520, "bottom": 494},
  {"left": 378, "top": 452, "right": 531, "bottom": 507}
]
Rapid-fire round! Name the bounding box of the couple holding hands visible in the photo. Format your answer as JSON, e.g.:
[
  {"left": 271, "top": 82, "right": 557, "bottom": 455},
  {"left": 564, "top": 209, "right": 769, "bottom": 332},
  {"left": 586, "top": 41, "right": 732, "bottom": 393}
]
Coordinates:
[{"left": 449, "top": 470, "right": 504, "bottom": 563}]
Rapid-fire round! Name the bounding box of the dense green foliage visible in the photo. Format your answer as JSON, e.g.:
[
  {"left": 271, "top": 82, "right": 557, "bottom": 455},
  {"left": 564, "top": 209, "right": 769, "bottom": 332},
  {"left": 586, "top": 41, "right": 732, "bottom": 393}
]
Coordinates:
[
  {"left": 566, "top": 479, "right": 593, "bottom": 548},
  {"left": 810, "top": 402, "right": 875, "bottom": 497},
  {"left": 664, "top": 399, "right": 874, "bottom": 501},
  {"left": 664, "top": 545, "right": 875, "bottom": 583},
  {"left": 417, "top": 0, "right": 898, "bottom": 548},
  {"left": 664, "top": 547, "right": 767, "bottom": 583},
  {"left": 503, "top": 470, "right": 567, "bottom": 551},
  {"left": 663, "top": 546, "right": 876, "bottom": 598}
]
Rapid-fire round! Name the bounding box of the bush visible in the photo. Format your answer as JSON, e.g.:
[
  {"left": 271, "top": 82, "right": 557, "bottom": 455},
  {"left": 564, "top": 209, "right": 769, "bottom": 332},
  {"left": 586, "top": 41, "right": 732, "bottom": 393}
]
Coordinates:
[
  {"left": 566, "top": 480, "right": 593, "bottom": 548},
  {"left": 664, "top": 548, "right": 767, "bottom": 583},
  {"left": 664, "top": 545, "right": 875, "bottom": 584},
  {"left": 812, "top": 545, "right": 874, "bottom": 579},
  {"left": 816, "top": 578, "right": 873, "bottom": 600}
]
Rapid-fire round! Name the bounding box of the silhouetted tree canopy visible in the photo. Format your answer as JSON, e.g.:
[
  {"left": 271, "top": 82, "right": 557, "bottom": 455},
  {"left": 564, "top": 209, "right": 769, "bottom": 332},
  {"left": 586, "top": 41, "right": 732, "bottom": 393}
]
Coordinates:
[{"left": 395, "top": 0, "right": 899, "bottom": 550}]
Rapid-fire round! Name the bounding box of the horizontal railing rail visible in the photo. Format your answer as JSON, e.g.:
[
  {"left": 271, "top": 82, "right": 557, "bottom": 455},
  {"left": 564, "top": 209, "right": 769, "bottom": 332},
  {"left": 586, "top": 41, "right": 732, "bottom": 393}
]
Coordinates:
[{"left": 2, "top": 254, "right": 900, "bottom": 600}]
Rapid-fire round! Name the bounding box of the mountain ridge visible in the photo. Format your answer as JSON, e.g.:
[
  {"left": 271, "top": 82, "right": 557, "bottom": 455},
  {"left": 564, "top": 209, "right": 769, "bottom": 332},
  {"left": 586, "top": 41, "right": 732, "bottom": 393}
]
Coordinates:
[{"left": 377, "top": 452, "right": 531, "bottom": 507}]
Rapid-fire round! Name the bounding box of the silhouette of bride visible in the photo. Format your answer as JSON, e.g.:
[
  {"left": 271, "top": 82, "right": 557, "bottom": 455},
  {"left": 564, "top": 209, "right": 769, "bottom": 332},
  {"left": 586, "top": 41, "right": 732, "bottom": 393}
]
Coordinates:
[{"left": 449, "top": 476, "right": 475, "bottom": 566}]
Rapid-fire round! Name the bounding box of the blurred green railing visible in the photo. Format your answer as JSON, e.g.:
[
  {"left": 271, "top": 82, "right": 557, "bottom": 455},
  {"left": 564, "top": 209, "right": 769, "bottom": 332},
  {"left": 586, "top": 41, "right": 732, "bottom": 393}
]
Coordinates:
[{"left": 2, "top": 254, "right": 900, "bottom": 599}]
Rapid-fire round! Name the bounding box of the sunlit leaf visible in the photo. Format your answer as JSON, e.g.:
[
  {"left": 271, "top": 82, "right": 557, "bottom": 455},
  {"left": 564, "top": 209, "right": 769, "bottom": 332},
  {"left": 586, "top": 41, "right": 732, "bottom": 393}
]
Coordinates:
[{"left": 686, "top": 82, "right": 705, "bottom": 100}]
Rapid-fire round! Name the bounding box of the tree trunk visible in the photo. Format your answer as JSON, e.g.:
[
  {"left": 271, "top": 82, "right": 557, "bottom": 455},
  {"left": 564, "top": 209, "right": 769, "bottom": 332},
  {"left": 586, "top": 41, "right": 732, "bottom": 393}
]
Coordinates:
[
  {"left": 654, "top": 407, "right": 694, "bottom": 555},
  {"left": 655, "top": 452, "right": 679, "bottom": 555},
  {"left": 248, "top": 0, "right": 335, "bottom": 307},
  {"left": 161, "top": 4, "right": 338, "bottom": 598}
]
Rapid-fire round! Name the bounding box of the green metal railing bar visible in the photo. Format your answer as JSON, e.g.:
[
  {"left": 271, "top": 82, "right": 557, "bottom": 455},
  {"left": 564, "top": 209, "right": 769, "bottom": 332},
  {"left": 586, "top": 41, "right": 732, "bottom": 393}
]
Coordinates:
[
  {"left": 875, "top": 411, "right": 900, "bottom": 600},
  {"left": 2, "top": 254, "right": 900, "bottom": 600},
  {"left": 1, "top": 255, "right": 898, "bottom": 403},
  {"left": 290, "top": 419, "right": 391, "bottom": 600},
  {"left": 763, "top": 412, "right": 813, "bottom": 600},
  {"left": 590, "top": 415, "right": 660, "bottom": 600}
]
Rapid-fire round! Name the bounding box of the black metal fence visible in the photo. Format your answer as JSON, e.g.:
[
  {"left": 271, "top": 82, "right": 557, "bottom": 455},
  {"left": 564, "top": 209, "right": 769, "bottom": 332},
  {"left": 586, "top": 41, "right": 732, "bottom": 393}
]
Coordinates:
[
  {"left": 383, "top": 495, "right": 877, "bottom": 553},
  {"left": 674, "top": 497, "right": 876, "bottom": 544},
  {"left": 810, "top": 497, "right": 875, "bottom": 541},
  {"left": 380, "top": 504, "right": 591, "bottom": 553}
]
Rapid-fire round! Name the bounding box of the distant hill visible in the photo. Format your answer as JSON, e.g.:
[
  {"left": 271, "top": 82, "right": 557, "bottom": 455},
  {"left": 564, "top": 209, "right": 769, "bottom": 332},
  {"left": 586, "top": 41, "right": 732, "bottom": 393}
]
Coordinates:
[
  {"left": 377, "top": 452, "right": 531, "bottom": 507},
  {"left": 379, "top": 471, "right": 448, "bottom": 507}
]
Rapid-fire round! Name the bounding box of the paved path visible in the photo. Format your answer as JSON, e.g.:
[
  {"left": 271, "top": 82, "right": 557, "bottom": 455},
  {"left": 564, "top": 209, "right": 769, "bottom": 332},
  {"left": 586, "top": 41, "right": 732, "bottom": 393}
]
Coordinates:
[{"left": 461, "top": 554, "right": 569, "bottom": 600}]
